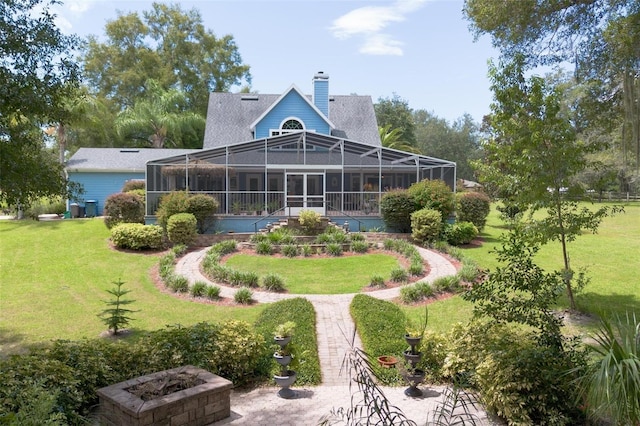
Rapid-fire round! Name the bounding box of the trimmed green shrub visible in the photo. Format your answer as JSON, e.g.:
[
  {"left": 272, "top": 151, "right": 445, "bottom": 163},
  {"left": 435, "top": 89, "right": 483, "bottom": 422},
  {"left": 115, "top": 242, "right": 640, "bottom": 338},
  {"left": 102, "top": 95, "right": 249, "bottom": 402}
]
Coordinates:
[
  {"left": 351, "top": 240, "right": 368, "bottom": 253},
  {"left": 190, "top": 281, "right": 208, "bottom": 297},
  {"left": 262, "top": 273, "right": 285, "bottom": 292},
  {"left": 282, "top": 244, "right": 298, "bottom": 257},
  {"left": 254, "top": 298, "right": 321, "bottom": 385},
  {"left": 156, "top": 191, "right": 190, "bottom": 230},
  {"left": 185, "top": 194, "right": 218, "bottom": 233},
  {"left": 411, "top": 207, "right": 443, "bottom": 244},
  {"left": 111, "top": 223, "right": 163, "bottom": 250},
  {"left": 407, "top": 179, "right": 455, "bottom": 220},
  {"left": 298, "top": 209, "right": 321, "bottom": 234},
  {"left": 456, "top": 191, "right": 491, "bottom": 231},
  {"left": 122, "top": 180, "right": 145, "bottom": 192},
  {"left": 326, "top": 242, "right": 343, "bottom": 256},
  {"left": 234, "top": 287, "right": 253, "bottom": 304},
  {"left": 205, "top": 285, "right": 221, "bottom": 300},
  {"left": 390, "top": 267, "right": 408, "bottom": 283},
  {"left": 380, "top": 189, "right": 416, "bottom": 233},
  {"left": 369, "top": 275, "right": 386, "bottom": 288},
  {"left": 167, "top": 213, "right": 197, "bottom": 246},
  {"left": 103, "top": 192, "right": 145, "bottom": 229},
  {"left": 444, "top": 221, "right": 478, "bottom": 246},
  {"left": 256, "top": 240, "right": 273, "bottom": 255}
]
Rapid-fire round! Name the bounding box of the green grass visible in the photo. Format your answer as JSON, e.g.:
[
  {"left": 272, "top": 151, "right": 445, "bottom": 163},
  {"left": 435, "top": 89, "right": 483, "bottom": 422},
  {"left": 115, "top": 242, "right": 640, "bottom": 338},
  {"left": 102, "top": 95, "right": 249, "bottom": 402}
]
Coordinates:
[
  {"left": 0, "top": 219, "right": 264, "bottom": 356},
  {"left": 224, "top": 253, "right": 402, "bottom": 294},
  {"left": 458, "top": 202, "right": 640, "bottom": 317}
]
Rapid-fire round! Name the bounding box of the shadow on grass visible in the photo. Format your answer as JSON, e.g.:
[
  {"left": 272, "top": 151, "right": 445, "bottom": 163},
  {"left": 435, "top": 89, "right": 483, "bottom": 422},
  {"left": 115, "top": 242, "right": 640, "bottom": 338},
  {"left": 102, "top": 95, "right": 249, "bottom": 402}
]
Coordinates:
[
  {"left": 577, "top": 292, "right": 639, "bottom": 319},
  {"left": 0, "top": 327, "right": 30, "bottom": 358}
]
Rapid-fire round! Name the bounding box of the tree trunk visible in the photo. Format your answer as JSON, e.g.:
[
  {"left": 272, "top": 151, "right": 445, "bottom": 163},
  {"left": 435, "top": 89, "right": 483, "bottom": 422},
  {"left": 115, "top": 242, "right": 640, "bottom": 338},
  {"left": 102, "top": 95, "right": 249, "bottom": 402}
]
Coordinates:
[{"left": 555, "top": 196, "right": 575, "bottom": 310}]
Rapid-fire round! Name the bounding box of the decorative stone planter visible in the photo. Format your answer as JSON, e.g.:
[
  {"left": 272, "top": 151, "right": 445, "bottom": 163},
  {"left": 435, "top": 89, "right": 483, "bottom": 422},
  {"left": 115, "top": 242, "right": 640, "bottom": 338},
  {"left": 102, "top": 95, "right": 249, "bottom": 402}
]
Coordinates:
[
  {"left": 97, "top": 365, "right": 233, "bottom": 426},
  {"left": 377, "top": 355, "right": 398, "bottom": 368},
  {"left": 274, "top": 370, "right": 297, "bottom": 399}
]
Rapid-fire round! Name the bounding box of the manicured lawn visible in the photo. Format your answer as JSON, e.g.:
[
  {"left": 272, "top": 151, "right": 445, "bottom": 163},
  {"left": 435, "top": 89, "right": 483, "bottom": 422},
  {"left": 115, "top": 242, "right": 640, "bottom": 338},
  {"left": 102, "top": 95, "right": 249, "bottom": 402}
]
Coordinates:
[
  {"left": 459, "top": 202, "right": 640, "bottom": 317},
  {"left": 0, "top": 219, "right": 264, "bottom": 356},
  {"left": 224, "top": 252, "right": 403, "bottom": 294}
]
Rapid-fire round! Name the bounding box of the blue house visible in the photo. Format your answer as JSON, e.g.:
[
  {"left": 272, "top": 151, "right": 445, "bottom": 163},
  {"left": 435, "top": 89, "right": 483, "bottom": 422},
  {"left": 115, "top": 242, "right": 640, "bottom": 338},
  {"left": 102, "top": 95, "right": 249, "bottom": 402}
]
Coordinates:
[{"left": 68, "top": 72, "right": 456, "bottom": 230}]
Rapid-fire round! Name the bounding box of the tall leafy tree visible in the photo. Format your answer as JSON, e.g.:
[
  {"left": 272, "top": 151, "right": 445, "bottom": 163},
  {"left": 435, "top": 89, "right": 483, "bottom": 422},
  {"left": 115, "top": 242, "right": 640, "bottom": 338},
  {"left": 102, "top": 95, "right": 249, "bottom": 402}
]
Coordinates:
[
  {"left": 115, "top": 80, "right": 205, "bottom": 148},
  {"left": 374, "top": 94, "right": 417, "bottom": 147},
  {"left": 82, "top": 2, "right": 251, "bottom": 117},
  {"left": 464, "top": 0, "right": 640, "bottom": 171},
  {"left": 0, "top": 0, "right": 80, "bottom": 207},
  {"left": 414, "top": 111, "right": 482, "bottom": 180},
  {"left": 475, "top": 57, "right": 622, "bottom": 310}
]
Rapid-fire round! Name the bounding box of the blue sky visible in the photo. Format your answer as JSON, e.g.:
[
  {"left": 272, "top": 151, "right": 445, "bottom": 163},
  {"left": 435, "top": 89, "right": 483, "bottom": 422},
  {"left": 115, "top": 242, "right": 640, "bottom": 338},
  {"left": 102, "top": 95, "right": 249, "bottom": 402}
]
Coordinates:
[{"left": 52, "top": 0, "right": 499, "bottom": 124}]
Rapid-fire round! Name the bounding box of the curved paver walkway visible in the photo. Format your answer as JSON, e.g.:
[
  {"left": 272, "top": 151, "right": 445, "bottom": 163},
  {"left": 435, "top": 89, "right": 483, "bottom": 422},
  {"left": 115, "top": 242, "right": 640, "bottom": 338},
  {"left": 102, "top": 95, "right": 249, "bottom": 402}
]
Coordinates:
[{"left": 176, "top": 244, "right": 495, "bottom": 425}]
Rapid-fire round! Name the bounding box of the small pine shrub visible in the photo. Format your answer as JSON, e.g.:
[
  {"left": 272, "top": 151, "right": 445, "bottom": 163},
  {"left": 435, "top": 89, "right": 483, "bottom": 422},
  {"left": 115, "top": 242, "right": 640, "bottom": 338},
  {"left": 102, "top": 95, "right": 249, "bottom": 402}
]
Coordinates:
[
  {"left": 301, "top": 244, "right": 312, "bottom": 257},
  {"left": 205, "top": 285, "right": 221, "bottom": 300},
  {"left": 166, "top": 213, "right": 197, "bottom": 246},
  {"left": 369, "top": 275, "right": 386, "bottom": 288},
  {"left": 411, "top": 208, "right": 443, "bottom": 244},
  {"left": 262, "top": 273, "right": 285, "bottom": 292},
  {"left": 351, "top": 240, "right": 368, "bottom": 253},
  {"left": 444, "top": 221, "right": 478, "bottom": 246},
  {"left": 103, "top": 192, "right": 145, "bottom": 229},
  {"left": 400, "top": 285, "right": 422, "bottom": 304},
  {"left": 326, "top": 243, "right": 343, "bottom": 256},
  {"left": 256, "top": 240, "right": 273, "bottom": 255},
  {"left": 190, "top": 281, "right": 208, "bottom": 297},
  {"left": 390, "top": 267, "right": 408, "bottom": 283},
  {"left": 456, "top": 191, "right": 491, "bottom": 231},
  {"left": 282, "top": 244, "right": 298, "bottom": 257},
  {"left": 111, "top": 223, "right": 163, "bottom": 250},
  {"left": 234, "top": 287, "right": 253, "bottom": 304}
]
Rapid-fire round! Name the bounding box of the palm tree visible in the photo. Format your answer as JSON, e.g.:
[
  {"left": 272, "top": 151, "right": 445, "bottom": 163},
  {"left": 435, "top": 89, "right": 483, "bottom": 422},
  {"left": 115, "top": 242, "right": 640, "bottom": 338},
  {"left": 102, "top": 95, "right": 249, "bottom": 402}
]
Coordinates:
[
  {"left": 116, "top": 80, "right": 205, "bottom": 148},
  {"left": 379, "top": 124, "right": 421, "bottom": 154}
]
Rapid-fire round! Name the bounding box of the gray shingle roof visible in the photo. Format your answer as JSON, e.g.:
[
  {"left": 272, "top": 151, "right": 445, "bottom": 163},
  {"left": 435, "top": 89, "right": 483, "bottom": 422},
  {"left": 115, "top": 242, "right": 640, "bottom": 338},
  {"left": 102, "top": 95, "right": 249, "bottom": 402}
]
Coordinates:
[
  {"left": 66, "top": 148, "right": 199, "bottom": 172},
  {"left": 203, "top": 93, "right": 381, "bottom": 149}
]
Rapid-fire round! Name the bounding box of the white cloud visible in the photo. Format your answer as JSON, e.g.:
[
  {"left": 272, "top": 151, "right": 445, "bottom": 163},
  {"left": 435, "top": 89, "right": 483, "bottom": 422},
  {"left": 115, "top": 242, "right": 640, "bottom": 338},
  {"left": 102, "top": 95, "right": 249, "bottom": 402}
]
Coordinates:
[{"left": 330, "top": 0, "right": 428, "bottom": 56}]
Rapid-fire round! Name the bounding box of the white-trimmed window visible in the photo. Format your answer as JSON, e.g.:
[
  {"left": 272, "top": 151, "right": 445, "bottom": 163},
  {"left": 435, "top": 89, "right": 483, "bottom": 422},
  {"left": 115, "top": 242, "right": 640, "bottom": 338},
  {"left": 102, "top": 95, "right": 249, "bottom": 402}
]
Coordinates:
[{"left": 270, "top": 118, "right": 316, "bottom": 150}]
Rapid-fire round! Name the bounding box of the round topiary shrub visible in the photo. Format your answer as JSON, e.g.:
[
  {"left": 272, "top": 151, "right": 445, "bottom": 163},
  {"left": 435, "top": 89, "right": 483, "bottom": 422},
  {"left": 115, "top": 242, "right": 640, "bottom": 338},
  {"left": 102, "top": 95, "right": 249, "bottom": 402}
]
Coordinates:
[
  {"left": 111, "top": 223, "right": 163, "bottom": 250},
  {"left": 380, "top": 189, "right": 417, "bottom": 233},
  {"left": 411, "top": 207, "right": 443, "bottom": 244},
  {"left": 186, "top": 194, "right": 219, "bottom": 233},
  {"left": 156, "top": 191, "right": 190, "bottom": 230},
  {"left": 167, "top": 213, "right": 197, "bottom": 246},
  {"left": 456, "top": 192, "right": 491, "bottom": 231},
  {"left": 444, "top": 221, "right": 478, "bottom": 246},
  {"left": 407, "top": 179, "right": 455, "bottom": 220},
  {"left": 122, "top": 180, "right": 145, "bottom": 193},
  {"left": 103, "top": 192, "right": 145, "bottom": 229}
]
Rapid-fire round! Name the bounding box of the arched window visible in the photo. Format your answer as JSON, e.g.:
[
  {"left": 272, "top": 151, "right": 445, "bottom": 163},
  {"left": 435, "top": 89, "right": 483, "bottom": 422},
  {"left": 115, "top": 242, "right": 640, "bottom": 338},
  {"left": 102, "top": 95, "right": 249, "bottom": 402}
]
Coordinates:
[{"left": 281, "top": 119, "right": 303, "bottom": 131}]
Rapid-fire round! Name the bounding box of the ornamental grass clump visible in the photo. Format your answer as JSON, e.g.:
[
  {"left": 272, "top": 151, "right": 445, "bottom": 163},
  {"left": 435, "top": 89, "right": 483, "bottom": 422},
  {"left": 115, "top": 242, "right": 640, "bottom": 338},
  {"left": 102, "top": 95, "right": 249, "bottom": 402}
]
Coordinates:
[
  {"left": 190, "top": 281, "right": 208, "bottom": 297},
  {"left": 205, "top": 285, "right": 221, "bottom": 300},
  {"left": 369, "top": 275, "right": 386, "bottom": 288},
  {"left": 390, "top": 267, "right": 408, "bottom": 283},
  {"left": 351, "top": 240, "right": 368, "bottom": 253},
  {"left": 256, "top": 240, "right": 273, "bottom": 255},
  {"left": 234, "top": 287, "right": 253, "bottom": 304},
  {"left": 282, "top": 244, "right": 298, "bottom": 257},
  {"left": 262, "top": 273, "right": 286, "bottom": 292},
  {"left": 326, "top": 243, "right": 343, "bottom": 256}
]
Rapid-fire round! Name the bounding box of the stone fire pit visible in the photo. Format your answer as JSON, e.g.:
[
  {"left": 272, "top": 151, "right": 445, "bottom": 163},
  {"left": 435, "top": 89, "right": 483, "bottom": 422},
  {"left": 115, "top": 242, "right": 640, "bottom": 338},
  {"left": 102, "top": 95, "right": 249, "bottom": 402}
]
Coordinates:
[{"left": 97, "top": 366, "right": 232, "bottom": 426}]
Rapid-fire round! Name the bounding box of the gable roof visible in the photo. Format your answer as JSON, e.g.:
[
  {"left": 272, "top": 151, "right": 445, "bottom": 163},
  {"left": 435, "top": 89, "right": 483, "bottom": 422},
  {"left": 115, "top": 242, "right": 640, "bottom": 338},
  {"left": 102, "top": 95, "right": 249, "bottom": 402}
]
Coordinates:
[
  {"left": 66, "top": 148, "right": 199, "bottom": 173},
  {"left": 248, "top": 84, "right": 335, "bottom": 131},
  {"left": 203, "top": 93, "right": 381, "bottom": 149}
]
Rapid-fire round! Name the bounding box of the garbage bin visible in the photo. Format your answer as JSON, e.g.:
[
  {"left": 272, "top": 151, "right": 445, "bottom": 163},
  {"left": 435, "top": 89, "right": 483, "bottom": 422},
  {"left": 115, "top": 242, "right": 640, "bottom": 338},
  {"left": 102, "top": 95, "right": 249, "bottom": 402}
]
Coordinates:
[
  {"left": 70, "top": 203, "right": 80, "bottom": 218},
  {"left": 85, "top": 200, "right": 97, "bottom": 217}
]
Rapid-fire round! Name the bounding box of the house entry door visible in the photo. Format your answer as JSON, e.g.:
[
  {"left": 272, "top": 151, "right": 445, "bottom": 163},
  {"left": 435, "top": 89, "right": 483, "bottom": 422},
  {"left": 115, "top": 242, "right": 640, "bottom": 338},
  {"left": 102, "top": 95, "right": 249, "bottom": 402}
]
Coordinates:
[{"left": 285, "top": 173, "right": 325, "bottom": 216}]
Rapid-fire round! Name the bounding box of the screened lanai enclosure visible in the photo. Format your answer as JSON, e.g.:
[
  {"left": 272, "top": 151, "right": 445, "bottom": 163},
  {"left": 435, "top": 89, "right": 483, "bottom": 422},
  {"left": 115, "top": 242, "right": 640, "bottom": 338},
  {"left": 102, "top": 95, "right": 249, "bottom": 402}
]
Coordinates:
[{"left": 146, "top": 132, "right": 456, "bottom": 221}]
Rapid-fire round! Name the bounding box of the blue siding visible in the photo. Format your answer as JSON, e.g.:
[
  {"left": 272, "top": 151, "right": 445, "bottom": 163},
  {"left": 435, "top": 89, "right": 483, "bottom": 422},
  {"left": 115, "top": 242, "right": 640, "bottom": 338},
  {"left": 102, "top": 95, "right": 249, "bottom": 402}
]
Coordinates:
[
  {"left": 68, "top": 172, "right": 144, "bottom": 215},
  {"left": 255, "top": 91, "right": 330, "bottom": 138}
]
